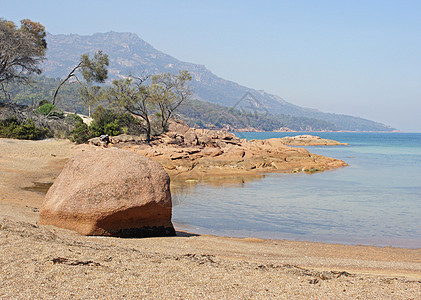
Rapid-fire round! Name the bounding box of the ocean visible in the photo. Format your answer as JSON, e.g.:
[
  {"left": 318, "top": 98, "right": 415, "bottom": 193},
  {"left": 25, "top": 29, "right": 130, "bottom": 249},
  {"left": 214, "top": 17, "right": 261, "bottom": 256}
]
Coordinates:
[{"left": 172, "top": 132, "right": 421, "bottom": 248}]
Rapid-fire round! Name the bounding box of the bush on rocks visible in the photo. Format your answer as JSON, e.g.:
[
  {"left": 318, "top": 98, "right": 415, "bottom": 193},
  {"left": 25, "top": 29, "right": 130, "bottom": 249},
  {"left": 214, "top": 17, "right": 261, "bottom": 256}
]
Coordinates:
[
  {"left": 67, "top": 115, "right": 93, "bottom": 144},
  {"left": 36, "top": 103, "right": 64, "bottom": 117},
  {"left": 0, "top": 118, "right": 49, "bottom": 140},
  {"left": 90, "top": 105, "right": 144, "bottom": 137}
]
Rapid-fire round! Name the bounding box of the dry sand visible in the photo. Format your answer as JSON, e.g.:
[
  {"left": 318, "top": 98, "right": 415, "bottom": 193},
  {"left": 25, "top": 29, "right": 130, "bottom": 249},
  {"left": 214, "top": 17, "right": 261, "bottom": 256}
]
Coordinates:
[{"left": 0, "top": 138, "right": 420, "bottom": 299}]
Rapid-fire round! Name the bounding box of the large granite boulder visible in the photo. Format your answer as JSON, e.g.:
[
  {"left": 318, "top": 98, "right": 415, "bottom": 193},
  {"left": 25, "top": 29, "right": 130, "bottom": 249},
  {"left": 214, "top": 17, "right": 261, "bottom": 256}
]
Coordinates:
[{"left": 39, "top": 149, "right": 175, "bottom": 237}]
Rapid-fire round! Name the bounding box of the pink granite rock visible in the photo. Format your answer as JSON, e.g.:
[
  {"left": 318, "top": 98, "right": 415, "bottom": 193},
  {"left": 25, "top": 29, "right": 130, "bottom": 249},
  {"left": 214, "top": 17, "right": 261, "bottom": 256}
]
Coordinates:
[{"left": 39, "top": 149, "right": 175, "bottom": 237}]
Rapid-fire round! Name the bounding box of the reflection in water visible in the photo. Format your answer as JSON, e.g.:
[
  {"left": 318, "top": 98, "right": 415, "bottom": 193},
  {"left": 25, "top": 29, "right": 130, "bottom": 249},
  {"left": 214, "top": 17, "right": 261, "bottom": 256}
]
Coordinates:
[
  {"left": 171, "top": 132, "right": 421, "bottom": 248},
  {"left": 171, "top": 174, "right": 265, "bottom": 206}
]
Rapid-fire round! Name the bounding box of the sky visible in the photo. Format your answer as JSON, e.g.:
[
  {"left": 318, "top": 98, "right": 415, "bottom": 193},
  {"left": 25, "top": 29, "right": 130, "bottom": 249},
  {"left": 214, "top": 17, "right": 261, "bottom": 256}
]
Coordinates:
[{"left": 2, "top": 0, "right": 421, "bottom": 131}]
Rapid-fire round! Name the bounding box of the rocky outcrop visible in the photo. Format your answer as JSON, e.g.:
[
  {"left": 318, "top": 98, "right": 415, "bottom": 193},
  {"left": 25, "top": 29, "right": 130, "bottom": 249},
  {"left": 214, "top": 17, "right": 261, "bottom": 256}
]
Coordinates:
[
  {"left": 113, "top": 120, "right": 348, "bottom": 178},
  {"left": 273, "top": 127, "right": 295, "bottom": 132},
  {"left": 279, "top": 135, "right": 348, "bottom": 146},
  {"left": 0, "top": 102, "right": 75, "bottom": 138},
  {"left": 39, "top": 149, "right": 175, "bottom": 237},
  {"left": 84, "top": 120, "right": 347, "bottom": 178},
  {"left": 166, "top": 119, "right": 241, "bottom": 147},
  {"left": 126, "top": 144, "right": 340, "bottom": 178},
  {"left": 89, "top": 134, "right": 137, "bottom": 146}
]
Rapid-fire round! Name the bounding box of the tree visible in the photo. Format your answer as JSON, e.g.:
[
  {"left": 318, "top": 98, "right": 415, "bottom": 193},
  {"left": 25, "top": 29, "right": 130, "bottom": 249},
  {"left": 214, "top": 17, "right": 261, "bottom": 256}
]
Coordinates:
[
  {"left": 0, "top": 18, "right": 47, "bottom": 97},
  {"left": 52, "top": 50, "right": 109, "bottom": 107},
  {"left": 151, "top": 70, "right": 192, "bottom": 131},
  {"left": 108, "top": 76, "right": 154, "bottom": 141},
  {"left": 107, "top": 70, "right": 192, "bottom": 141}
]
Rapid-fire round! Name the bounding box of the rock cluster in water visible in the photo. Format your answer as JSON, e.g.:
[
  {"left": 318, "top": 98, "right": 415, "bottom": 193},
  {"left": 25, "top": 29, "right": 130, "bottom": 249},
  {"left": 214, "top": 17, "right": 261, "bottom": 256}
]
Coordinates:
[
  {"left": 88, "top": 120, "right": 348, "bottom": 178},
  {"left": 279, "top": 135, "right": 348, "bottom": 146}
]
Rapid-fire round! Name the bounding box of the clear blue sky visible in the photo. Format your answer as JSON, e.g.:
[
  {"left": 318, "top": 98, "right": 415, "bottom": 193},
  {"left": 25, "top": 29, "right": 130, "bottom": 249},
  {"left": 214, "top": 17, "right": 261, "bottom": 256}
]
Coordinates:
[{"left": 2, "top": 0, "right": 421, "bottom": 131}]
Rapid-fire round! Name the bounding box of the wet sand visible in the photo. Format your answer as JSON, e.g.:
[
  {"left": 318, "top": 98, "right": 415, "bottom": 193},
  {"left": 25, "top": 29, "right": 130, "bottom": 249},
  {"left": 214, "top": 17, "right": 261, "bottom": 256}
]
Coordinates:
[{"left": 0, "top": 138, "right": 420, "bottom": 299}]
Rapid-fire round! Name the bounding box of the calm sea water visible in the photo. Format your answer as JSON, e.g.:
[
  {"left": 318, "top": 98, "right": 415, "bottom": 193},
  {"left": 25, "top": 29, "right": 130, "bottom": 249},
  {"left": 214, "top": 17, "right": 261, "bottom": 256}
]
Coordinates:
[{"left": 172, "top": 132, "right": 421, "bottom": 248}]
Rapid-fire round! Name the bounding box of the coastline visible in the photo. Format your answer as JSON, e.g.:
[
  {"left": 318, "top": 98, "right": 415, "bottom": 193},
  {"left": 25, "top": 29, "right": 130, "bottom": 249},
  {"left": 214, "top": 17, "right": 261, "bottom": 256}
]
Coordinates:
[
  {"left": 172, "top": 221, "right": 421, "bottom": 250},
  {"left": 2, "top": 214, "right": 420, "bottom": 299},
  {"left": 1, "top": 137, "right": 420, "bottom": 298},
  {"left": 111, "top": 122, "right": 349, "bottom": 178}
]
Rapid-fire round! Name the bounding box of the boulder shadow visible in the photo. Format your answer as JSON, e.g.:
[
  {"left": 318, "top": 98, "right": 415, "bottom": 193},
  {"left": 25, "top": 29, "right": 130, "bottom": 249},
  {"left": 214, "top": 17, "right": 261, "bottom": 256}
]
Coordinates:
[{"left": 175, "top": 230, "right": 200, "bottom": 237}]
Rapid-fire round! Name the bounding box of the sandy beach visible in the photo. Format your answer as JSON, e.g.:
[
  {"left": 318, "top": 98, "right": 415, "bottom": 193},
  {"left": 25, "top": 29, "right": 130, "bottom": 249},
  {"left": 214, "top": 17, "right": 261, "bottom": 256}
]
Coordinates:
[{"left": 1, "top": 138, "right": 420, "bottom": 299}]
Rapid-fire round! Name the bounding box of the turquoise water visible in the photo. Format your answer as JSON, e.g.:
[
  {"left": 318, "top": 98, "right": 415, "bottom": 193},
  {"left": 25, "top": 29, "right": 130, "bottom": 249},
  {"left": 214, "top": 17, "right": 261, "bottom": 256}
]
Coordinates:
[{"left": 172, "top": 132, "right": 421, "bottom": 248}]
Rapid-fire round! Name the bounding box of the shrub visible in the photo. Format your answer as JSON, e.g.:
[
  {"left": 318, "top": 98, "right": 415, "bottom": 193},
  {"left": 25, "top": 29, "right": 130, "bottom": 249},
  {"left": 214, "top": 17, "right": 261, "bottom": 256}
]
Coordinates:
[
  {"left": 68, "top": 121, "right": 92, "bottom": 144},
  {"left": 115, "top": 112, "right": 144, "bottom": 136},
  {"left": 37, "top": 103, "right": 64, "bottom": 117},
  {"left": 66, "top": 114, "right": 93, "bottom": 144},
  {"left": 0, "top": 118, "right": 48, "bottom": 140},
  {"left": 66, "top": 106, "right": 145, "bottom": 143},
  {"left": 90, "top": 106, "right": 123, "bottom": 136},
  {"left": 104, "top": 122, "right": 120, "bottom": 136},
  {"left": 65, "top": 113, "right": 84, "bottom": 126},
  {"left": 92, "top": 105, "right": 114, "bottom": 128},
  {"left": 14, "top": 119, "right": 43, "bottom": 139},
  {"left": 37, "top": 100, "right": 51, "bottom": 107},
  {"left": 89, "top": 122, "right": 102, "bottom": 137},
  {"left": 0, "top": 118, "right": 19, "bottom": 138},
  {"left": 38, "top": 103, "right": 54, "bottom": 115}
]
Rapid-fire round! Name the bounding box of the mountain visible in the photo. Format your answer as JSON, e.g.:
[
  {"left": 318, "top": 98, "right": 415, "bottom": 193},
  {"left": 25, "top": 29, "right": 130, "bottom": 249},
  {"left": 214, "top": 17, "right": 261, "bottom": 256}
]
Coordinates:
[{"left": 43, "top": 32, "right": 394, "bottom": 131}]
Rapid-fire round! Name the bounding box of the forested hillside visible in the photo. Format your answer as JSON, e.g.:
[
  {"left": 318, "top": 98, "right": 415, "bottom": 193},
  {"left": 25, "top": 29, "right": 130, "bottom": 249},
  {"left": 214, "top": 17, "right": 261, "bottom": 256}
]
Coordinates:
[
  {"left": 177, "top": 99, "right": 336, "bottom": 131},
  {"left": 1, "top": 76, "right": 337, "bottom": 131},
  {"left": 41, "top": 32, "right": 395, "bottom": 132}
]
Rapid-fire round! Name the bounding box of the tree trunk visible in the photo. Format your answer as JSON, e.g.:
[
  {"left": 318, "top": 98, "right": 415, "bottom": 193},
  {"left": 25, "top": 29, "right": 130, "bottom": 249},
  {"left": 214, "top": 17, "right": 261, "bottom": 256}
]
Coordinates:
[
  {"left": 145, "top": 118, "right": 151, "bottom": 142},
  {"left": 52, "top": 62, "right": 81, "bottom": 105}
]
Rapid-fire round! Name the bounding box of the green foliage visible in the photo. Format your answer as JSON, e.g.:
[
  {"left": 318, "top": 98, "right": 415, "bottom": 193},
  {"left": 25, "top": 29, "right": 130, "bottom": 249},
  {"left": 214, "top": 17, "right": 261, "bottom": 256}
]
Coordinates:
[
  {"left": 89, "top": 122, "right": 102, "bottom": 137},
  {"left": 1, "top": 76, "right": 86, "bottom": 112},
  {"left": 53, "top": 50, "right": 109, "bottom": 106},
  {"left": 107, "top": 70, "right": 192, "bottom": 140},
  {"left": 114, "top": 112, "right": 137, "bottom": 128},
  {"left": 66, "top": 114, "right": 83, "bottom": 124},
  {"left": 104, "top": 122, "right": 120, "bottom": 136},
  {"left": 3, "top": 75, "right": 375, "bottom": 133},
  {"left": 36, "top": 103, "right": 63, "bottom": 117},
  {"left": 0, "top": 18, "right": 47, "bottom": 95},
  {"left": 0, "top": 118, "right": 48, "bottom": 140},
  {"left": 177, "top": 98, "right": 337, "bottom": 131},
  {"left": 151, "top": 70, "right": 193, "bottom": 131},
  {"left": 68, "top": 116, "right": 92, "bottom": 144},
  {"left": 114, "top": 112, "right": 144, "bottom": 136},
  {"left": 92, "top": 105, "right": 114, "bottom": 128},
  {"left": 16, "top": 119, "right": 44, "bottom": 139},
  {"left": 38, "top": 99, "right": 51, "bottom": 107},
  {"left": 90, "top": 105, "right": 118, "bottom": 136},
  {"left": 79, "top": 85, "right": 104, "bottom": 108},
  {"left": 64, "top": 113, "right": 84, "bottom": 125},
  {"left": 0, "top": 118, "right": 20, "bottom": 138},
  {"left": 80, "top": 50, "right": 109, "bottom": 84},
  {"left": 121, "top": 126, "right": 129, "bottom": 134},
  {"left": 90, "top": 105, "right": 144, "bottom": 137}
]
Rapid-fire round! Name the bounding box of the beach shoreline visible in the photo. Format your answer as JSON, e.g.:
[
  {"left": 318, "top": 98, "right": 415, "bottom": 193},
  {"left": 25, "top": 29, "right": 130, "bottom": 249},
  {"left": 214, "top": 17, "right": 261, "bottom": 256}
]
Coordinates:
[{"left": 1, "top": 137, "right": 420, "bottom": 298}]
